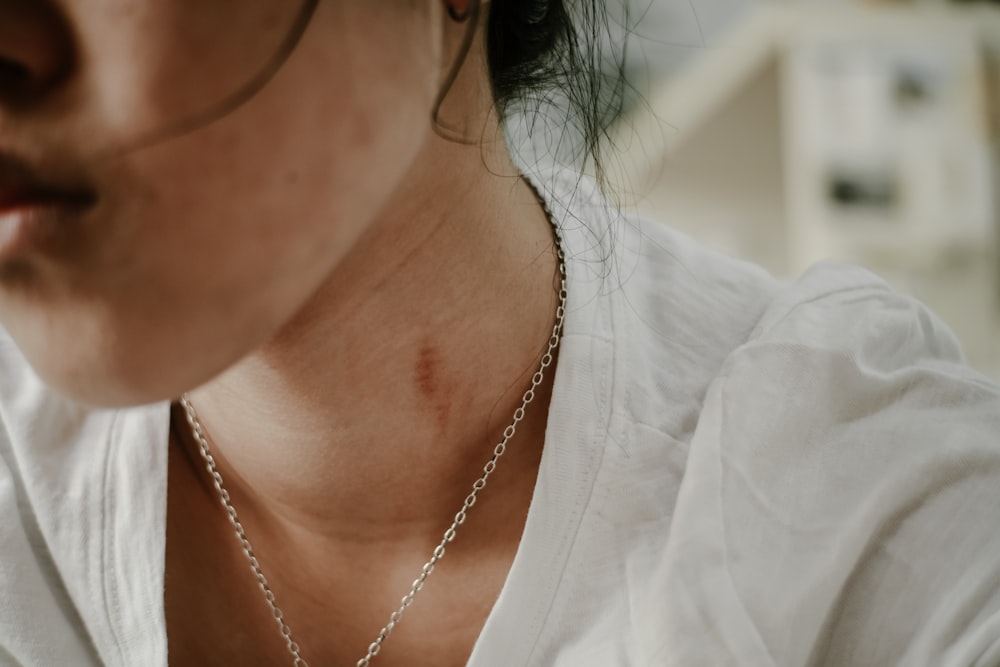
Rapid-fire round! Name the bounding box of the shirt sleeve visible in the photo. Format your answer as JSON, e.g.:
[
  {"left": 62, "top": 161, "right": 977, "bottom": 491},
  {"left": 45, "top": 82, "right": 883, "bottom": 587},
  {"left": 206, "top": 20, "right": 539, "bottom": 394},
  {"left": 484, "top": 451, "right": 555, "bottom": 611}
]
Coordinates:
[{"left": 658, "top": 262, "right": 1000, "bottom": 667}]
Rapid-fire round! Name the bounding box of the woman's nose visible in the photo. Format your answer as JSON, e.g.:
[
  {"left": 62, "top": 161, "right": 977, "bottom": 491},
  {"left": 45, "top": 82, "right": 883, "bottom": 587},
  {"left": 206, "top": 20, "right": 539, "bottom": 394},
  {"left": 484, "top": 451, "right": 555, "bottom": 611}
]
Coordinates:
[{"left": 0, "top": 0, "right": 75, "bottom": 104}]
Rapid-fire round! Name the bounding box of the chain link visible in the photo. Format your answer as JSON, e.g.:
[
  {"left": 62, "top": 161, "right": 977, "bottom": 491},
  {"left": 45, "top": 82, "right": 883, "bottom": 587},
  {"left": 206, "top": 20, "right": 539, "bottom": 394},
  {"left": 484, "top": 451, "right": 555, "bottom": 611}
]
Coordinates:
[
  {"left": 180, "top": 196, "right": 567, "bottom": 666},
  {"left": 180, "top": 396, "right": 310, "bottom": 666}
]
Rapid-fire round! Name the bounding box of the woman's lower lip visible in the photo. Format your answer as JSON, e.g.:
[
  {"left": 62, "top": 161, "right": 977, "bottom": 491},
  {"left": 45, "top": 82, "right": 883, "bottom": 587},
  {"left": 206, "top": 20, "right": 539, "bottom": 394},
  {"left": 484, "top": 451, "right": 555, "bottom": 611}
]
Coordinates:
[{"left": 0, "top": 201, "right": 88, "bottom": 263}]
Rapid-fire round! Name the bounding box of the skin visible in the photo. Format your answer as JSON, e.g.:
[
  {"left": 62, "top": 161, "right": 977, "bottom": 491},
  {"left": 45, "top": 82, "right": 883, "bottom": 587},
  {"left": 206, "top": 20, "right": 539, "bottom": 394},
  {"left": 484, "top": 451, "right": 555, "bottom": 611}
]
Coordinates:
[{"left": 1, "top": 1, "right": 561, "bottom": 664}]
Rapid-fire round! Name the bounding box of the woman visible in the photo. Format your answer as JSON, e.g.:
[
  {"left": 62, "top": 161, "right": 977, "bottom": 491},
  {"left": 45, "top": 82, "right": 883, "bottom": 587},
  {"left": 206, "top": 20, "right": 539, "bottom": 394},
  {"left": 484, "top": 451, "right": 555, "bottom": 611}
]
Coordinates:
[{"left": 1, "top": 1, "right": 998, "bottom": 665}]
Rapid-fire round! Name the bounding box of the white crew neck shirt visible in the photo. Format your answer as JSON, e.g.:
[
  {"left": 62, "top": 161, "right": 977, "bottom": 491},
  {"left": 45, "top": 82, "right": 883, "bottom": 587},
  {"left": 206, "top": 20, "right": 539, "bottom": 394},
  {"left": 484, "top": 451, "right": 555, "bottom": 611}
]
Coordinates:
[{"left": 2, "top": 170, "right": 1000, "bottom": 667}]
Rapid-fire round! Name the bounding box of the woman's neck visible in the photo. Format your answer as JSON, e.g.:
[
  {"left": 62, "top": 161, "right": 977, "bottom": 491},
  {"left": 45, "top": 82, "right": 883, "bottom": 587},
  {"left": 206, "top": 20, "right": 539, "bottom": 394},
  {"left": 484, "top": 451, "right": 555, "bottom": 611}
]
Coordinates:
[{"left": 173, "top": 134, "right": 562, "bottom": 558}]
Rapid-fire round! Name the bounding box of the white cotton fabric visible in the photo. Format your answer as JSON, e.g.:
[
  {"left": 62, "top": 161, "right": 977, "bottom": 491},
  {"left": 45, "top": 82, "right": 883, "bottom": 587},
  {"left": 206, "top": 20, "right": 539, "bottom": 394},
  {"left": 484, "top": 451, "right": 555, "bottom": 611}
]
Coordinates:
[{"left": 1, "top": 170, "right": 999, "bottom": 667}]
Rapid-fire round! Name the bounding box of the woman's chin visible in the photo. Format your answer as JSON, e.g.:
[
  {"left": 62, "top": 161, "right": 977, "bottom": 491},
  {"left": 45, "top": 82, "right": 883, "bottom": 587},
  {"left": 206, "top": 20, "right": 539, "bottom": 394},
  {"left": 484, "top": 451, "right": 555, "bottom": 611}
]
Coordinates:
[
  {"left": 36, "top": 361, "right": 176, "bottom": 409},
  {"left": 11, "top": 335, "right": 191, "bottom": 409}
]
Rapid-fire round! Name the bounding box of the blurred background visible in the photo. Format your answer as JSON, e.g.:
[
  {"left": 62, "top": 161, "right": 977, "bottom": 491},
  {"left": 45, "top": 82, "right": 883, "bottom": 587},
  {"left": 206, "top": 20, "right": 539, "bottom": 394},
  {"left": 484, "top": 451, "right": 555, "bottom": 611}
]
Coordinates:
[{"left": 518, "top": 0, "right": 1000, "bottom": 380}]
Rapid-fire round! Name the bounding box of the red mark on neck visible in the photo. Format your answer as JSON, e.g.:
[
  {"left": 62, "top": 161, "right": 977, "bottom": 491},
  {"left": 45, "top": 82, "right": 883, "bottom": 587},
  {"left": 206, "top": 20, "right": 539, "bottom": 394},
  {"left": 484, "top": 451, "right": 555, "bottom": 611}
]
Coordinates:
[
  {"left": 416, "top": 345, "right": 438, "bottom": 398},
  {"left": 415, "top": 344, "right": 451, "bottom": 432}
]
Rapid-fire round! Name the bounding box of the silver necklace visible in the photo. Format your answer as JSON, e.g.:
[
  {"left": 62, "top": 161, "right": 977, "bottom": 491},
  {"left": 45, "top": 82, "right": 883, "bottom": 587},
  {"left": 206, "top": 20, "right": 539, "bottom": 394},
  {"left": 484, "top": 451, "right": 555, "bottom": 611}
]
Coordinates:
[{"left": 179, "top": 199, "right": 567, "bottom": 667}]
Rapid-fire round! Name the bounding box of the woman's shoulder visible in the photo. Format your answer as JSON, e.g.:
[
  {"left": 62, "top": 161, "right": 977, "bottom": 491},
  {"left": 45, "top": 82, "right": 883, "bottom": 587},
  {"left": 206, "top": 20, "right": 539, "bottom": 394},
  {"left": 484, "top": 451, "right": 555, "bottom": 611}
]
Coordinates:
[
  {"left": 715, "top": 256, "right": 998, "bottom": 474},
  {"left": 531, "top": 183, "right": 1000, "bottom": 663},
  {"left": 606, "top": 200, "right": 992, "bottom": 424},
  {"left": 659, "top": 259, "right": 1000, "bottom": 665}
]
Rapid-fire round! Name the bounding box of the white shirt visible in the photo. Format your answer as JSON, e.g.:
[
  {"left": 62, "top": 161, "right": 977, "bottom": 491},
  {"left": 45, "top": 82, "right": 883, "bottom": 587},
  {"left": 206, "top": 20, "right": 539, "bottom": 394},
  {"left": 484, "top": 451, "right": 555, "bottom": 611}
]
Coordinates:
[{"left": 2, "top": 170, "right": 999, "bottom": 667}]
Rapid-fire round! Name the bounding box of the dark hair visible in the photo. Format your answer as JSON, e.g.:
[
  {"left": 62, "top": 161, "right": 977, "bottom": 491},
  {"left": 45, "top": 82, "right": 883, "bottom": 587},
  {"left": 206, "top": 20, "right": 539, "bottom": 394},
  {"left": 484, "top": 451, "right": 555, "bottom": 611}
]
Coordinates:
[{"left": 484, "top": 0, "right": 627, "bottom": 186}]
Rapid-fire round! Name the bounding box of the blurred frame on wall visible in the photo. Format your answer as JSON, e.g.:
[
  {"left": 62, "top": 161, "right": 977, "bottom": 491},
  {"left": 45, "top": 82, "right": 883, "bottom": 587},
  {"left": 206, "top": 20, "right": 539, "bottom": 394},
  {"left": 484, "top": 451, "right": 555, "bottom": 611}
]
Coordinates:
[{"left": 613, "top": 2, "right": 1000, "bottom": 380}]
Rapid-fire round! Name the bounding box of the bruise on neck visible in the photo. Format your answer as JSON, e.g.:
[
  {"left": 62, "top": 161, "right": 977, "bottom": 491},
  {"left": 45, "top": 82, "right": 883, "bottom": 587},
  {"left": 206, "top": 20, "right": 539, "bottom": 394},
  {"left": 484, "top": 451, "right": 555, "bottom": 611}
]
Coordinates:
[{"left": 415, "top": 342, "right": 452, "bottom": 434}]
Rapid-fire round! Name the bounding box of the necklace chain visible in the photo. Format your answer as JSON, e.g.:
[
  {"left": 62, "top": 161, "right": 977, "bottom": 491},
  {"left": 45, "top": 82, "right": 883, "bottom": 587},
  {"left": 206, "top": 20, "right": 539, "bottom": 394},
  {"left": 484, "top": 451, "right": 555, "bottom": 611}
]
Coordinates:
[{"left": 179, "top": 199, "right": 567, "bottom": 666}]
